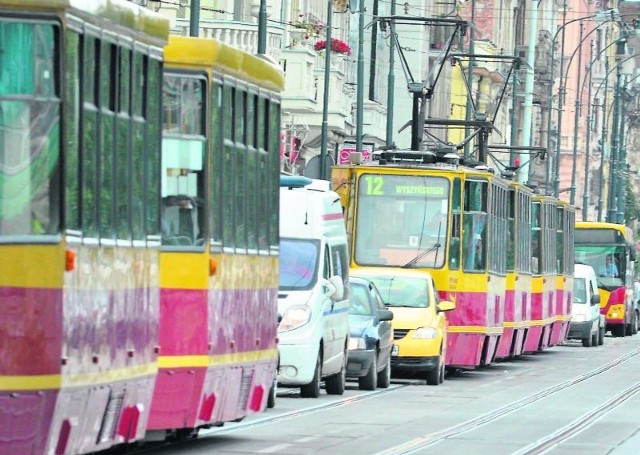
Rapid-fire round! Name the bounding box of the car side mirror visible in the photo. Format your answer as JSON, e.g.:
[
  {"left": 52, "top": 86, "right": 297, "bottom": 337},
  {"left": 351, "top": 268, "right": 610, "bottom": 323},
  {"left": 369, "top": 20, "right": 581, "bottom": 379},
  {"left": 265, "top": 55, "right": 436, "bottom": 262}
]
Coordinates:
[
  {"left": 324, "top": 275, "right": 345, "bottom": 301},
  {"left": 591, "top": 294, "right": 600, "bottom": 305},
  {"left": 437, "top": 300, "right": 456, "bottom": 313},
  {"left": 376, "top": 309, "right": 394, "bottom": 322}
]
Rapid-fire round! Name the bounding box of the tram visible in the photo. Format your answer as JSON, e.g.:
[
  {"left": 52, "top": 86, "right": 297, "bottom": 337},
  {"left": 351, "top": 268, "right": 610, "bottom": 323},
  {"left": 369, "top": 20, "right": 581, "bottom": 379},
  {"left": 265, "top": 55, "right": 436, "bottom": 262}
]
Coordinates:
[
  {"left": 149, "top": 36, "right": 283, "bottom": 437},
  {"left": 495, "top": 182, "right": 533, "bottom": 359},
  {"left": 0, "top": 1, "right": 169, "bottom": 453},
  {"left": 550, "top": 200, "right": 575, "bottom": 346},
  {"left": 333, "top": 151, "right": 511, "bottom": 369},
  {"left": 575, "top": 222, "right": 637, "bottom": 337}
]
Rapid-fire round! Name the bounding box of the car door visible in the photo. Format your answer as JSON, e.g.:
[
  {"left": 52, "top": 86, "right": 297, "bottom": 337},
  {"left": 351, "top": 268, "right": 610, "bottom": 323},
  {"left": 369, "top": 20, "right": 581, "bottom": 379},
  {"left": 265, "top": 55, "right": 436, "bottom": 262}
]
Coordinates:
[
  {"left": 588, "top": 279, "right": 599, "bottom": 333},
  {"left": 321, "top": 244, "right": 337, "bottom": 368},
  {"left": 371, "top": 284, "right": 393, "bottom": 364}
]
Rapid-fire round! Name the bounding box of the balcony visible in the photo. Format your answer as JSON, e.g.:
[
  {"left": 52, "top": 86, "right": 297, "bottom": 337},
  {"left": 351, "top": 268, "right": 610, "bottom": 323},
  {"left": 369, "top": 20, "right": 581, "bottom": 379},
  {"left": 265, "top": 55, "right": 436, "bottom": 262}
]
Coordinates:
[{"left": 172, "top": 18, "right": 284, "bottom": 61}]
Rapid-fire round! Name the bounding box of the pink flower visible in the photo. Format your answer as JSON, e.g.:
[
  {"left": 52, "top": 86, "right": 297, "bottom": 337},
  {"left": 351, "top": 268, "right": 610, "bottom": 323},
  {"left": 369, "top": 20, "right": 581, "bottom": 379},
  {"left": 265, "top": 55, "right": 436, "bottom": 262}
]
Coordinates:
[{"left": 313, "top": 38, "right": 351, "bottom": 56}]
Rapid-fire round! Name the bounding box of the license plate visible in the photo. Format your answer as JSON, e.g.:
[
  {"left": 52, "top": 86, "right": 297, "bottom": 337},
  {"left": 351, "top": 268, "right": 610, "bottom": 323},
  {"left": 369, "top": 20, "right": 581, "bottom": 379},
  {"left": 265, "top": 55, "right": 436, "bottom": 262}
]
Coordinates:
[{"left": 391, "top": 345, "right": 399, "bottom": 356}]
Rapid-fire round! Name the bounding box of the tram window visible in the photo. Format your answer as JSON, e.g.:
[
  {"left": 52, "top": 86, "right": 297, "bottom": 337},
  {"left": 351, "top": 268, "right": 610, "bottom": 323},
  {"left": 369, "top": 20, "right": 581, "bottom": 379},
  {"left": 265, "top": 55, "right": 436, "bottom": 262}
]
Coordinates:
[
  {"left": 82, "top": 109, "right": 98, "bottom": 238},
  {"left": 101, "top": 42, "right": 116, "bottom": 111},
  {"left": 465, "top": 180, "right": 487, "bottom": 212},
  {"left": 100, "top": 112, "right": 115, "bottom": 240},
  {"left": 257, "top": 152, "right": 269, "bottom": 252},
  {"left": 132, "top": 53, "right": 146, "bottom": 118},
  {"left": 556, "top": 207, "right": 564, "bottom": 274},
  {"left": 0, "top": 21, "right": 61, "bottom": 237},
  {"left": 222, "top": 143, "right": 235, "bottom": 248},
  {"left": 507, "top": 189, "right": 515, "bottom": 272},
  {"left": 223, "top": 85, "right": 233, "bottom": 141},
  {"left": 65, "top": 30, "right": 81, "bottom": 231},
  {"left": 119, "top": 49, "right": 131, "bottom": 115},
  {"left": 236, "top": 88, "right": 247, "bottom": 145},
  {"left": 132, "top": 120, "right": 145, "bottom": 240},
  {"left": 116, "top": 117, "right": 131, "bottom": 240},
  {"left": 146, "top": 57, "right": 162, "bottom": 237},
  {"left": 449, "top": 213, "right": 460, "bottom": 270},
  {"left": 210, "top": 81, "right": 223, "bottom": 246},
  {"left": 247, "top": 149, "right": 258, "bottom": 251},
  {"left": 248, "top": 93, "right": 257, "bottom": 148},
  {"left": 83, "top": 36, "right": 98, "bottom": 105},
  {"left": 235, "top": 146, "right": 247, "bottom": 251},
  {"left": 268, "top": 100, "right": 281, "bottom": 250},
  {"left": 258, "top": 96, "right": 267, "bottom": 151}
]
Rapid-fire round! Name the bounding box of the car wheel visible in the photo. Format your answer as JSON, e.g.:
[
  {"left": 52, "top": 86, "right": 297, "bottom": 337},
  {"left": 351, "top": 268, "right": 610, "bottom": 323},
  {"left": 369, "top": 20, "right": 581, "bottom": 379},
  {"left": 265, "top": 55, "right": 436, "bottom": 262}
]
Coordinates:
[
  {"left": 300, "top": 350, "right": 322, "bottom": 398},
  {"left": 358, "top": 354, "right": 377, "bottom": 391},
  {"left": 426, "top": 355, "right": 442, "bottom": 386},
  {"left": 267, "top": 375, "right": 277, "bottom": 409},
  {"left": 598, "top": 326, "right": 605, "bottom": 345},
  {"left": 325, "top": 346, "right": 347, "bottom": 395},
  {"left": 377, "top": 355, "right": 391, "bottom": 389},
  {"left": 633, "top": 311, "right": 639, "bottom": 335},
  {"left": 582, "top": 333, "right": 592, "bottom": 347},
  {"left": 438, "top": 361, "right": 445, "bottom": 384},
  {"left": 591, "top": 332, "right": 598, "bottom": 347}
]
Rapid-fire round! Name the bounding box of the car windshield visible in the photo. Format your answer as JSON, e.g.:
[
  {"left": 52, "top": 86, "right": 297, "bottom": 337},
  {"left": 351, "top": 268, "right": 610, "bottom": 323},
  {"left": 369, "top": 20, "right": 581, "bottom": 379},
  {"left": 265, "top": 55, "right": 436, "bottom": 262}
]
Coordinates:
[
  {"left": 279, "top": 238, "right": 320, "bottom": 291},
  {"left": 573, "top": 278, "right": 587, "bottom": 304},
  {"left": 362, "top": 275, "right": 430, "bottom": 308},
  {"left": 349, "top": 283, "right": 373, "bottom": 316}
]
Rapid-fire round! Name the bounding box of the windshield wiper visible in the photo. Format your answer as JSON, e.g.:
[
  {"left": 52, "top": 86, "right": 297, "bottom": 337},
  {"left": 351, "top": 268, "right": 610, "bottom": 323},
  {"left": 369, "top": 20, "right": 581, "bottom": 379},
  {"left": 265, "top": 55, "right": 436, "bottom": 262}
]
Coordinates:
[{"left": 402, "top": 242, "right": 442, "bottom": 268}]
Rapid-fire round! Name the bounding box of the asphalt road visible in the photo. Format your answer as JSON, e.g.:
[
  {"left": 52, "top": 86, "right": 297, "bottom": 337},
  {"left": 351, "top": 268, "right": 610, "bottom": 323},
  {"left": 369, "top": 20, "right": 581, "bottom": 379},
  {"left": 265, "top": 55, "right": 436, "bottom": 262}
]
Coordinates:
[{"left": 137, "top": 334, "right": 640, "bottom": 455}]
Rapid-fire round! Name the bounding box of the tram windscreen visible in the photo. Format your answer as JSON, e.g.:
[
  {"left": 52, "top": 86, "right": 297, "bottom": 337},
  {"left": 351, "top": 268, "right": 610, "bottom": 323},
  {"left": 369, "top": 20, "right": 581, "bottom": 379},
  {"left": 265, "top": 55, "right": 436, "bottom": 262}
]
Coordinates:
[
  {"left": 279, "top": 238, "right": 320, "bottom": 291},
  {"left": 0, "top": 21, "right": 60, "bottom": 237},
  {"left": 354, "top": 174, "right": 449, "bottom": 268},
  {"left": 574, "top": 244, "right": 626, "bottom": 288}
]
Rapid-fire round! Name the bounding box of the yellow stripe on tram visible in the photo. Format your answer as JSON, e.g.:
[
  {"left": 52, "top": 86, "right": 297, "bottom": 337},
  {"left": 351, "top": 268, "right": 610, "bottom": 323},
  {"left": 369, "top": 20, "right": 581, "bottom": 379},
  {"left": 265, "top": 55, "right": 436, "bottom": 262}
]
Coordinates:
[
  {"left": 447, "top": 326, "right": 503, "bottom": 335},
  {"left": 158, "top": 349, "right": 279, "bottom": 369},
  {"left": 0, "top": 374, "right": 61, "bottom": 391}
]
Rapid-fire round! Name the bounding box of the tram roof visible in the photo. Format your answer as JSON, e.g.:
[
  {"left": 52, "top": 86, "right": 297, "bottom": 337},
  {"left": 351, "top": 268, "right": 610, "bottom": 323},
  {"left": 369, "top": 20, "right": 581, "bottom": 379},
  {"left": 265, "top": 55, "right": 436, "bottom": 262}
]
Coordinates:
[
  {"left": 0, "top": 0, "right": 169, "bottom": 43},
  {"left": 164, "top": 36, "right": 285, "bottom": 92}
]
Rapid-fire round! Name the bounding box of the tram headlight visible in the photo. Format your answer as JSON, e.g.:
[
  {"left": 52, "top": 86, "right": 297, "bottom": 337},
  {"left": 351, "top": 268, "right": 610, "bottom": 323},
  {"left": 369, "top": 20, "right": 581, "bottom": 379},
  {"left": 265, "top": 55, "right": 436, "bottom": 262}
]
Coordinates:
[
  {"left": 278, "top": 306, "right": 311, "bottom": 332},
  {"left": 413, "top": 327, "right": 437, "bottom": 339}
]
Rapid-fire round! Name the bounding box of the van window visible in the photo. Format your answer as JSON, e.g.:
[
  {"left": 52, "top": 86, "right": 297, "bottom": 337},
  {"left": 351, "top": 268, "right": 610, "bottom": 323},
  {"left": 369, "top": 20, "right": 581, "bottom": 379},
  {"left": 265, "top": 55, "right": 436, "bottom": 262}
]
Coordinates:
[
  {"left": 331, "top": 243, "right": 349, "bottom": 297},
  {"left": 279, "top": 238, "right": 320, "bottom": 291},
  {"left": 574, "top": 278, "right": 586, "bottom": 304}
]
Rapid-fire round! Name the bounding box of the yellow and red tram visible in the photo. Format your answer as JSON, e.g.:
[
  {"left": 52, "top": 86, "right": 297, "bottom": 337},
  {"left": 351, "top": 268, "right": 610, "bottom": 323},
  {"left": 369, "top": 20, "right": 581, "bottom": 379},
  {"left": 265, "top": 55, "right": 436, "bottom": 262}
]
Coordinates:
[
  {"left": 0, "top": 1, "right": 169, "bottom": 453},
  {"left": 333, "top": 151, "right": 511, "bottom": 369},
  {"left": 150, "top": 36, "right": 283, "bottom": 435}
]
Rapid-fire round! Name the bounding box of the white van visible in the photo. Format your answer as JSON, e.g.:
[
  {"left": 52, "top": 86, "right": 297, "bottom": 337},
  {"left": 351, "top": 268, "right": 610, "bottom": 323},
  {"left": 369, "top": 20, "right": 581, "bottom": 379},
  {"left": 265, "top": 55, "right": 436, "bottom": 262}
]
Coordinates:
[
  {"left": 277, "top": 176, "right": 350, "bottom": 397},
  {"left": 568, "top": 264, "right": 605, "bottom": 347}
]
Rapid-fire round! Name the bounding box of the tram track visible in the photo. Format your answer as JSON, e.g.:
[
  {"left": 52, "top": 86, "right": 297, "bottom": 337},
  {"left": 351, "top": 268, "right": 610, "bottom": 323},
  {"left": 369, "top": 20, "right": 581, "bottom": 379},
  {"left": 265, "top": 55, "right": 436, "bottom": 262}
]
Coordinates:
[
  {"left": 374, "top": 346, "right": 640, "bottom": 455},
  {"left": 120, "top": 383, "right": 409, "bottom": 454},
  {"left": 513, "top": 381, "right": 640, "bottom": 454}
]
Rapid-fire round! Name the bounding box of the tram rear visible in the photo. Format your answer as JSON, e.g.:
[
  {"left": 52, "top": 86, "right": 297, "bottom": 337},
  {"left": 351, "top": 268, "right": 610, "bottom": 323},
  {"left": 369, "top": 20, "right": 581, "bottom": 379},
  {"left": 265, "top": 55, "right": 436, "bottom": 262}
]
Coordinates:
[
  {"left": 0, "top": 1, "right": 169, "bottom": 453},
  {"left": 333, "top": 151, "right": 508, "bottom": 369},
  {"left": 550, "top": 200, "right": 575, "bottom": 345},
  {"left": 148, "top": 36, "right": 283, "bottom": 437}
]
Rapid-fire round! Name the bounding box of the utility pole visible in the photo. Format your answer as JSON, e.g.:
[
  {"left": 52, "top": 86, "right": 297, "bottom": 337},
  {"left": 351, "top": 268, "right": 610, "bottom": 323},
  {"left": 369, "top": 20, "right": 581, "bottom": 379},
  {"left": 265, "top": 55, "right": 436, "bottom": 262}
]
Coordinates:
[
  {"left": 257, "top": 0, "right": 267, "bottom": 54},
  {"left": 369, "top": 0, "right": 380, "bottom": 101},
  {"left": 386, "top": 0, "right": 396, "bottom": 148},
  {"left": 190, "top": 0, "right": 200, "bottom": 37},
  {"left": 463, "top": 0, "right": 475, "bottom": 161},
  {"left": 356, "top": 0, "right": 366, "bottom": 154},
  {"left": 553, "top": 0, "right": 568, "bottom": 196},
  {"left": 569, "top": 22, "right": 584, "bottom": 205},
  {"left": 510, "top": 4, "right": 520, "bottom": 164},
  {"left": 319, "top": 1, "right": 333, "bottom": 180},
  {"left": 582, "top": 40, "right": 594, "bottom": 221},
  {"left": 519, "top": 0, "right": 540, "bottom": 183},
  {"left": 597, "top": 58, "right": 609, "bottom": 222},
  {"left": 616, "top": 75, "right": 628, "bottom": 223},
  {"left": 607, "top": 65, "right": 621, "bottom": 222}
]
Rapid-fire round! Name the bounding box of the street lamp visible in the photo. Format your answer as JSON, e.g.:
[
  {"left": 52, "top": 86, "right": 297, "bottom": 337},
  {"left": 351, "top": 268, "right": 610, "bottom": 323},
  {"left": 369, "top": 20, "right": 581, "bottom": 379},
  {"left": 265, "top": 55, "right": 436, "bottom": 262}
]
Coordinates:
[{"left": 545, "top": 8, "right": 619, "bottom": 195}]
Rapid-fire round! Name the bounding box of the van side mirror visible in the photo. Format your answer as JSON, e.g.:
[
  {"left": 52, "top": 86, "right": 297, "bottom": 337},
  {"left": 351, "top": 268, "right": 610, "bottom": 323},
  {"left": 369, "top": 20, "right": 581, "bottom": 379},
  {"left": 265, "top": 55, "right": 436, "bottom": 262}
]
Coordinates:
[
  {"left": 591, "top": 294, "right": 600, "bottom": 305},
  {"left": 376, "top": 309, "right": 394, "bottom": 322},
  {"left": 324, "top": 275, "right": 345, "bottom": 301},
  {"left": 437, "top": 300, "right": 456, "bottom": 313}
]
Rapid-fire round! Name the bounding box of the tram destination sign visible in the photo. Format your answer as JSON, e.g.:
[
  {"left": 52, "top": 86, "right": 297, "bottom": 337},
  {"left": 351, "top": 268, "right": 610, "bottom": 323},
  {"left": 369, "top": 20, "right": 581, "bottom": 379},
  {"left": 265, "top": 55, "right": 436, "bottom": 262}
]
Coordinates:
[{"left": 361, "top": 174, "right": 448, "bottom": 197}]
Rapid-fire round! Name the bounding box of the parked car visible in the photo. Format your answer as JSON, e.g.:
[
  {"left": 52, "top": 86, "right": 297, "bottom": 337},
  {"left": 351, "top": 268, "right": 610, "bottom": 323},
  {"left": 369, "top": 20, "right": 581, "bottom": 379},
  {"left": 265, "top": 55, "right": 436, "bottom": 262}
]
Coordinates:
[
  {"left": 568, "top": 263, "right": 605, "bottom": 346},
  {"left": 352, "top": 268, "right": 455, "bottom": 386},
  {"left": 346, "top": 277, "right": 395, "bottom": 390}
]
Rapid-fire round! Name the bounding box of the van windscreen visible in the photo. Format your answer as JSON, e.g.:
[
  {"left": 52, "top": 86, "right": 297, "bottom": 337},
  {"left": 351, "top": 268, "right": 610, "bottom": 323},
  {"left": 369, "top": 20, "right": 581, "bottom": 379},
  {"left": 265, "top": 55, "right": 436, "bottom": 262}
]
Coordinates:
[{"left": 279, "top": 238, "right": 320, "bottom": 291}]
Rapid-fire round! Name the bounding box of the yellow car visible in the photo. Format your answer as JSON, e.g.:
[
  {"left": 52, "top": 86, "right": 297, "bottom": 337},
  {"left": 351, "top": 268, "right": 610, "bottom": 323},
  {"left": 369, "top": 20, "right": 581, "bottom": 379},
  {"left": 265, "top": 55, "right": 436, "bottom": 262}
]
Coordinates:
[{"left": 351, "top": 268, "right": 455, "bottom": 385}]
